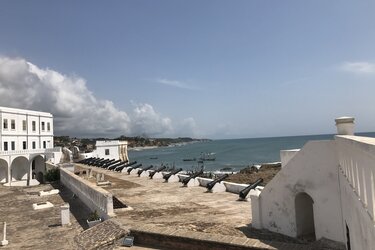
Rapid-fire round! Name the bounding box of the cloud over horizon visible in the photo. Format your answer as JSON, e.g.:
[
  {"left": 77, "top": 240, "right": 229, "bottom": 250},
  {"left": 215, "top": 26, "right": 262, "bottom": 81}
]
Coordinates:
[
  {"left": 0, "top": 56, "right": 197, "bottom": 138},
  {"left": 156, "top": 78, "right": 199, "bottom": 90},
  {"left": 339, "top": 61, "right": 375, "bottom": 74}
]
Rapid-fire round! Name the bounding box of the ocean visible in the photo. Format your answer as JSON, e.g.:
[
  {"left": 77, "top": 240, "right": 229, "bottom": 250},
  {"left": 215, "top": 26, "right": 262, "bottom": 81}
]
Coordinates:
[{"left": 128, "top": 132, "right": 375, "bottom": 172}]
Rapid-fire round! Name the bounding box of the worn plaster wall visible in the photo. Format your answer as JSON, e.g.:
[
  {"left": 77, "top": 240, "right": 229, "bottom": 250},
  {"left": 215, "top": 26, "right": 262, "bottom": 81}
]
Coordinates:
[{"left": 255, "top": 140, "right": 345, "bottom": 243}]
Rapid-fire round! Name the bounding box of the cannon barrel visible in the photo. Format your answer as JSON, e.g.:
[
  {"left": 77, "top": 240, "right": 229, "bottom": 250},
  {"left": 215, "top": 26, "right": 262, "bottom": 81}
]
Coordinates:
[
  {"left": 103, "top": 159, "right": 121, "bottom": 168},
  {"left": 239, "top": 178, "right": 263, "bottom": 199},
  {"left": 78, "top": 157, "right": 93, "bottom": 164},
  {"left": 101, "top": 159, "right": 116, "bottom": 168},
  {"left": 126, "top": 163, "right": 142, "bottom": 173},
  {"left": 137, "top": 165, "right": 154, "bottom": 176},
  {"left": 96, "top": 159, "right": 114, "bottom": 168},
  {"left": 107, "top": 161, "right": 126, "bottom": 170},
  {"left": 182, "top": 170, "right": 203, "bottom": 185},
  {"left": 113, "top": 163, "right": 129, "bottom": 172},
  {"left": 94, "top": 159, "right": 109, "bottom": 167},
  {"left": 206, "top": 174, "right": 229, "bottom": 190},
  {"left": 113, "top": 161, "right": 137, "bottom": 171},
  {"left": 149, "top": 166, "right": 166, "bottom": 178},
  {"left": 89, "top": 158, "right": 104, "bottom": 166},
  {"left": 163, "top": 168, "right": 183, "bottom": 180}
]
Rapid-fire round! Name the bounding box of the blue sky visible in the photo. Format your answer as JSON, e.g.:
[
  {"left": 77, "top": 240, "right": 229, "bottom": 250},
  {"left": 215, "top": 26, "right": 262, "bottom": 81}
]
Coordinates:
[{"left": 1, "top": 1, "right": 375, "bottom": 139}]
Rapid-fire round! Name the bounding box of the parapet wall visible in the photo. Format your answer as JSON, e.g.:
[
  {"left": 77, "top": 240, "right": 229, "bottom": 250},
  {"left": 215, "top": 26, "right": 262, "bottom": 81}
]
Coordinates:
[{"left": 60, "top": 167, "right": 114, "bottom": 219}]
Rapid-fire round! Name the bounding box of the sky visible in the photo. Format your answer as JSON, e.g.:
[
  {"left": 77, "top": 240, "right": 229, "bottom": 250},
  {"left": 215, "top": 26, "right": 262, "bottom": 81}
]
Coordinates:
[{"left": 0, "top": 1, "right": 375, "bottom": 139}]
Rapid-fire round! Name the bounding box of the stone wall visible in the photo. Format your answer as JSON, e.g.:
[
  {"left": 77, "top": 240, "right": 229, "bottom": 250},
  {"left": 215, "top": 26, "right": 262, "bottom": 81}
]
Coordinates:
[{"left": 60, "top": 167, "right": 114, "bottom": 219}]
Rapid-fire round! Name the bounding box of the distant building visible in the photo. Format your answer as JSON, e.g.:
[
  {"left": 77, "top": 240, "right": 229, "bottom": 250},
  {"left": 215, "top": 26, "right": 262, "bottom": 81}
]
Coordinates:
[
  {"left": 78, "top": 140, "right": 129, "bottom": 162},
  {"left": 251, "top": 117, "right": 375, "bottom": 249},
  {"left": 0, "top": 106, "right": 61, "bottom": 186}
]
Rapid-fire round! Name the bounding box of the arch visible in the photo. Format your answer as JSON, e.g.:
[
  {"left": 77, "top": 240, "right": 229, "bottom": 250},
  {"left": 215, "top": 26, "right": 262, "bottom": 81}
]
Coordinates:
[
  {"left": 0, "top": 159, "right": 8, "bottom": 183},
  {"left": 295, "top": 192, "right": 316, "bottom": 240},
  {"left": 11, "top": 156, "right": 29, "bottom": 181},
  {"left": 31, "top": 155, "right": 45, "bottom": 183}
]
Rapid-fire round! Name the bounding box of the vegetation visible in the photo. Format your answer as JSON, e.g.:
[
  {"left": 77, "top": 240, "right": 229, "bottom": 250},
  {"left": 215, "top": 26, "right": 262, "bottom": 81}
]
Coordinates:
[
  {"left": 88, "top": 210, "right": 100, "bottom": 221},
  {"left": 45, "top": 168, "right": 60, "bottom": 182},
  {"left": 54, "top": 135, "right": 211, "bottom": 151}
]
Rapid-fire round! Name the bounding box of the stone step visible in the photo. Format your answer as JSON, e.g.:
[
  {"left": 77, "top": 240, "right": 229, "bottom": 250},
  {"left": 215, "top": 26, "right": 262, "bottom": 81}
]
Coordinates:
[{"left": 129, "top": 225, "right": 305, "bottom": 250}]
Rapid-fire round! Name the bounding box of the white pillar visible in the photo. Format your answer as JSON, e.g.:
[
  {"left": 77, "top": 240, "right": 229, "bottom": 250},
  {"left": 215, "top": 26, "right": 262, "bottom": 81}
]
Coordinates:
[
  {"left": 335, "top": 117, "right": 355, "bottom": 135},
  {"left": 0, "top": 222, "right": 8, "bottom": 246},
  {"left": 61, "top": 203, "right": 70, "bottom": 226},
  {"left": 250, "top": 189, "right": 262, "bottom": 229}
]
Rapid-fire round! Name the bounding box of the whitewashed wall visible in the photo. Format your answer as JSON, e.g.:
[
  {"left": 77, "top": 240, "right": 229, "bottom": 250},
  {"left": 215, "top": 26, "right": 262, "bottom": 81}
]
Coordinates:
[
  {"left": 60, "top": 167, "right": 114, "bottom": 219},
  {"left": 252, "top": 140, "right": 345, "bottom": 243}
]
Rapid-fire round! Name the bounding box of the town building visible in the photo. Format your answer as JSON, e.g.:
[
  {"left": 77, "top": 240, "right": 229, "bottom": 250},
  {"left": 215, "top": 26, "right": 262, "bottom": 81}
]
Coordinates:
[{"left": 0, "top": 106, "right": 61, "bottom": 186}]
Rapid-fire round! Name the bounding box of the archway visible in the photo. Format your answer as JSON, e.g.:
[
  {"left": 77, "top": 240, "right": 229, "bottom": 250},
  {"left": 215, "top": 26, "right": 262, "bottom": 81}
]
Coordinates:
[
  {"left": 0, "top": 159, "right": 8, "bottom": 183},
  {"left": 31, "top": 155, "right": 45, "bottom": 183},
  {"left": 295, "top": 192, "right": 316, "bottom": 240},
  {"left": 11, "top": 156, "right": 29, "bottom": 181}
]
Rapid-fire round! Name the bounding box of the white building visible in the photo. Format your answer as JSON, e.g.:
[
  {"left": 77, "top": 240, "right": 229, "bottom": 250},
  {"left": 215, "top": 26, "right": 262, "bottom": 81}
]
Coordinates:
[
  {"left": 80, "top": 140, "right": 129, "bottom": 162},
  {"left": 0, "top": 106, "right": 61, "bottom": 186},
  {"left": 250, "top": 117, "right": 375, "bottom": 250}
]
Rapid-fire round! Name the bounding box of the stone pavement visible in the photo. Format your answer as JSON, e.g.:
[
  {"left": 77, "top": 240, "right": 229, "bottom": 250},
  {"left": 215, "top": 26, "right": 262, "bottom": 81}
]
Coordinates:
[
  {"left": 74, "top": 219, "right": 129, "bottom": 249},
  {"left": 0, "top": 183, "right": 85, "bottom": 249}
]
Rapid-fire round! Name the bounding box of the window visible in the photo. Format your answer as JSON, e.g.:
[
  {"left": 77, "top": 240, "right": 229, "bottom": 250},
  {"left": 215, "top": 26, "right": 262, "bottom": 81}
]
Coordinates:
[
  {"left": 11, "top": 119, "right": 15, "bottom": 130},
  {"left": 105, "top": 149, "right": 110, "bottom": 155},
  {"left": 11, "top": 141, "right": 15, "bottom": 150},
  {"left": 43, "top": 141, "right": 46, "bottom": 149},
  {"left": 32, "top": 141, "right": 36, "bottom": 149},
  {"left": 32, "top": 121, "right": 36, "bottom": 131},
  {"left": 23, "top": 141, "right": 27, "bottom": 150},
  {"left": 3, "top": 119, "right": 8, "bottom": 129},
  {"left": 22, "top": 120, "right": 27, "bottom": 131},
  {"left": 3, "top": 142, "right": 8, "bottom": 151},
  {"left": 47, "top": 122, "right": 50, "bottom": 131},
  {"left": 41, "top": 122, "right": 45, "bottom": 131}
]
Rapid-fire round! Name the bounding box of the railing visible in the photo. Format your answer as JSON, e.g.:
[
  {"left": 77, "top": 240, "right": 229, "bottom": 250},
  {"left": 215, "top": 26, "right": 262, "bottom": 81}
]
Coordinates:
[
  {"left": 0, "top": 147, "right": 61, "bottom": 156},
  {"left": 336, "top": 135, "right": 375, "bottom": 221}
]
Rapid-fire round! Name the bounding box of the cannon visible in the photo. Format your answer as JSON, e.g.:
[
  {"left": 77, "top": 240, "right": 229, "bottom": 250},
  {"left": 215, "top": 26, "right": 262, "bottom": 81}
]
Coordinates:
[
  {"left": 89, "top": 158, "right": 104, "bottom": 166},
  {"left": 103, "top": 159, "right": 121, "bottom": 169},
  {"left": 163, "top": 168, "right": 183, "bottom": 181},
  {"left": 149, "top": 166, "right": 166, "bottom": 178},
  {"left": 126, "top": 163, "right": 143, "bottom": 173},
  {"left": 182, "top": 170, "right": 203, "bottom": 185},
  {"left": 137, "top": 165, "right": 154, "bottom": 176},
  {"left": 85, "top": 157, "right": 98, "bottom": 165},
  {"left": 96, "top": 158, "right": 109, "bottom": 166},
  {"left": 115, "top": 161, "right": 137, "bottom": 172},
  {"left": 239, "top": 178, "right": 263, "bottom": 199},
  {"left": 100, "top": 159, "right": 116, "bottom": 168},
  {"left": 206, "top": 174, "right": 229, "bottom": 191},
  {"left": 107, "top": 161, "right": 127, "bottom": 170},
  {"left": 97, "top": 159, "right": 113, "bottom": 167},
  {"left": 112, "top": 163, "right": 128, "bottom": 172},
  {"left": 78, "top": 157, "right": 93, "bottom": 164}
]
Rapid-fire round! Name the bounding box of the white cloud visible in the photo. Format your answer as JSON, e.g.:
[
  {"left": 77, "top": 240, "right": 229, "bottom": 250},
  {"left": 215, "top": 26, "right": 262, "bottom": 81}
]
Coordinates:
[
  {"left": 339, "top": 61, "right": 375, "bottom": 74},
  {"left": 131, "top": 103, "right": 173, "bottom": 137},
  {"left": 156, "top": 78, "right": 199, "bottom": 90},
  {"left": 0, "top": 56, "right": 195, "bottom": 138}
]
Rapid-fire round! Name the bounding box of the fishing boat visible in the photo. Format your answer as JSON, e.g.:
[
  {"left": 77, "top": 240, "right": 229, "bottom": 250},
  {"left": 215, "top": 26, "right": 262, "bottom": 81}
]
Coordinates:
[
  {"left": 199, "top": 152, "right": 216, "bottom": 161},
  {"left": 183, "top": 158, "right": 196, "bottom": 161}
]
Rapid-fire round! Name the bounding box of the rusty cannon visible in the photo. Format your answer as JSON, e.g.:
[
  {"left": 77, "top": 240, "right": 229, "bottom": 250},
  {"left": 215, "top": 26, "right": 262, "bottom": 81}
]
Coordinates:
[
  {"left": 163, "top": 168, "right": 183, "bottom": 181},
  {"left": 126, "top": 163, "right": 143, "bottom": 173},
  {"left": 138, "top": 165, "right": 154, "bottom": 176},
  {"left": 238, "top": 178, "right": 263, "bottom": 200},
  {"left": 149, "top": 166, "right": 166, "bottom": 178},
  {"left": 206, "top": 174, "right": 229, "bottom": 191},
  {"left": 103, "top": 159, "right": 122, "bottom": 169},
  {"left": 182, "top": 170, "right": 203, "bottom": 186}
]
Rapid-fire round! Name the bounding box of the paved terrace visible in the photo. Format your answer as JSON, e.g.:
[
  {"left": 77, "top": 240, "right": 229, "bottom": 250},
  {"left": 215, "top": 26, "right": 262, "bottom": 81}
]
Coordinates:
[{"left": 76, "top": 164, "right": 340, "bottom": 249}]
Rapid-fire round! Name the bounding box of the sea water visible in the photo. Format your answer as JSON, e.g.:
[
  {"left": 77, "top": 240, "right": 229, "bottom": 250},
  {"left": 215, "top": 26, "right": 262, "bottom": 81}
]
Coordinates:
[{"left": 128, "top": 132, "right": 375, "bottom": 172}]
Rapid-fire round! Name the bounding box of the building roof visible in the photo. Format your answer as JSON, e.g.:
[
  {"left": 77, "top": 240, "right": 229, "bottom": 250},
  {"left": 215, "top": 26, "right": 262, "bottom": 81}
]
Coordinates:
[{"left": 0, "top": 106, "right": 53, "bottom": 117}]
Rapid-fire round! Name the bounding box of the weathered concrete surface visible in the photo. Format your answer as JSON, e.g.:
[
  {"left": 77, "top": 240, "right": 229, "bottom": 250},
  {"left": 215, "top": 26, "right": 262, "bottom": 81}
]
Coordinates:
[{"left": 0, "top": 184, "right": 86, "bottom": 249}]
